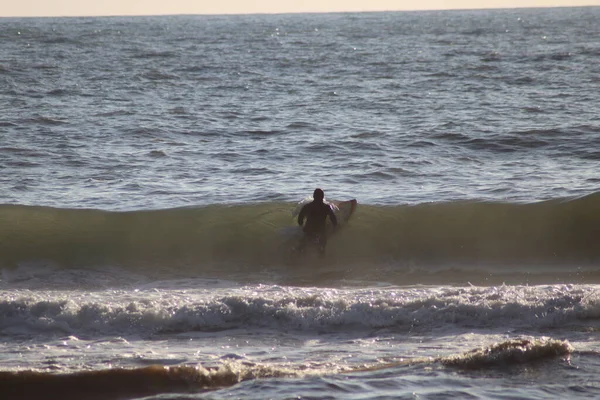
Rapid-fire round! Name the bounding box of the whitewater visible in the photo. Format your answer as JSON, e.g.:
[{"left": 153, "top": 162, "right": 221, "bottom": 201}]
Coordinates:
[{"left": 1, "top": 6, "right": 600, "bottom": 400}]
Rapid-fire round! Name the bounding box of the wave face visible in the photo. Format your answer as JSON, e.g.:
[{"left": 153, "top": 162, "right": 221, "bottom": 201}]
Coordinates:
[{"left": 2, "top": 194, "right": 600, "bottom": 282}]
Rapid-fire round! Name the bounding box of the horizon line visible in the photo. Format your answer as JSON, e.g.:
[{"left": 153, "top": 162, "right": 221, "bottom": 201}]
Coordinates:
[{"left": 1, "top": 4, "right": 597, "bottom": 19}]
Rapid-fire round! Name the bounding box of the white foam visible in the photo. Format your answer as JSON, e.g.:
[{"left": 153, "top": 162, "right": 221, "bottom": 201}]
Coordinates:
[{"left": 1, "top": 283, "right": 598, "bottom": 337}]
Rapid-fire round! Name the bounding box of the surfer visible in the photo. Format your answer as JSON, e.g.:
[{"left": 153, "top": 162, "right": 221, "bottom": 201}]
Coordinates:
[{"left": 297, "top": 188, "right": 338, "bottom": 256}]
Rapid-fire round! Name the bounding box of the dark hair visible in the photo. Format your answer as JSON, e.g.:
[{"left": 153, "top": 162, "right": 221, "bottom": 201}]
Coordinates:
[{"left": 313, "top": 188, "right": 324, "bottom": 201}]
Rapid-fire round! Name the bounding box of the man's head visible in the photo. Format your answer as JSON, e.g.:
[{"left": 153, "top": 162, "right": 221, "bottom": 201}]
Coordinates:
[{"left": 313, "top": 188, "right": 324, "bottom": 202}]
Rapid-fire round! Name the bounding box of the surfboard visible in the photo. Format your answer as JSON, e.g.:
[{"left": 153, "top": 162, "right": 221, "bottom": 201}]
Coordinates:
[
  {"left": 331, "top": 199, "right": 358, "bottom": 224},
  {"left": 327, "top": 199, "right": 357, "bottom": 234}
]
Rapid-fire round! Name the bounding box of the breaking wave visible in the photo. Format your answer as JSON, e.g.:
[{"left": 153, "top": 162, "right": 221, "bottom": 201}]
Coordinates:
[{"left": 1, "top": 284, "right": 598, "bottom": 337}]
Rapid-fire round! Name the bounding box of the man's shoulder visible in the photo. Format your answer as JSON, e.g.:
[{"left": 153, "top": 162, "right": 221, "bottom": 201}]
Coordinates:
[{"left": 300, "top": 201, "right": 313, "bottom": 212}]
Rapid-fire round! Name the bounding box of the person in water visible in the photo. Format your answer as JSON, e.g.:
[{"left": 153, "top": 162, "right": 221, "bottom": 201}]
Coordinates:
[{"left": 297, "top": 188, "right": 338, "bottom": 256}]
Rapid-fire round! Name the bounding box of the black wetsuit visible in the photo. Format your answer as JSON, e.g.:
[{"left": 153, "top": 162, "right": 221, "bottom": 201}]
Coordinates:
[{"left": 297, "top": 200, "right": 338, "bottom": 255}]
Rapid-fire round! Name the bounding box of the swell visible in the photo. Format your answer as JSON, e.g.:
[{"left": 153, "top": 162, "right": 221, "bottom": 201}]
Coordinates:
[{"left": 2, "top": 193, "right": 600, "bottom": 275}]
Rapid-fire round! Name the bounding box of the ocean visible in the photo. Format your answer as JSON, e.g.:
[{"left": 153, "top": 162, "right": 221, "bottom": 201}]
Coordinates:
[{"left": 1, "top": 6, "right": 600, "bottom": 399}]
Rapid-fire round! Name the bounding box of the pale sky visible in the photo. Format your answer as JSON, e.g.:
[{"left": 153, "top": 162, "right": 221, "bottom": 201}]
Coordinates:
[{"left": 1, "top": 0, "right": 598, "bottom": 17}]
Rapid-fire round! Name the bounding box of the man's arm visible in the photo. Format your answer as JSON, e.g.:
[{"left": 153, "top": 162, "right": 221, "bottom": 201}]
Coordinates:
[{"left": 298, "top": 204, "right": 307, "bottom": 226}]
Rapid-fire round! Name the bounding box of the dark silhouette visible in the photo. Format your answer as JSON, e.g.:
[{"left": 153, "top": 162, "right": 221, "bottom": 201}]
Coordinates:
[{"left": 297, "top": 188, "right": 338, "bottom": 256}]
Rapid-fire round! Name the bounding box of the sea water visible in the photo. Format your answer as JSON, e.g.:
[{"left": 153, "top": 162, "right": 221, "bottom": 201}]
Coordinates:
[{"left": 1, "top": 7, "right": 600, "bottom": 399}]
